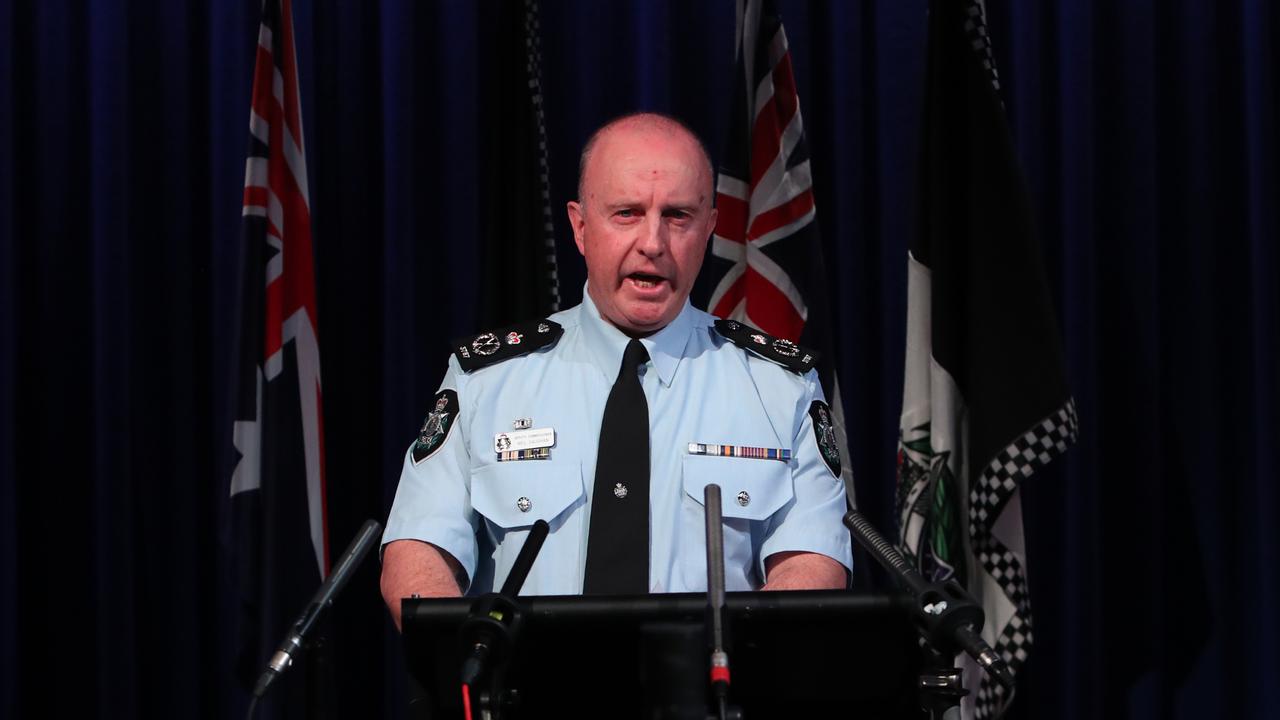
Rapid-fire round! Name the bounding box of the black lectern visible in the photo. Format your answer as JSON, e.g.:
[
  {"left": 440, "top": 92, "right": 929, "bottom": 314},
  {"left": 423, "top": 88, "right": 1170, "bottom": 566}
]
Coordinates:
[{"left": 403, "top": 590, "right": 923, "bottom": 719}]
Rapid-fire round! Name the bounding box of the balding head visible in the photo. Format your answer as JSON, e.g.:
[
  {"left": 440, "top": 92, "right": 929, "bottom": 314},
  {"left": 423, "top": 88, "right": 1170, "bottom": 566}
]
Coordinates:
[
  {"left": 577, "top": 113, "right": 715, "bottom": 205},
  {"left": 565, "top": 112, "right": 719, "bottom": 336}
]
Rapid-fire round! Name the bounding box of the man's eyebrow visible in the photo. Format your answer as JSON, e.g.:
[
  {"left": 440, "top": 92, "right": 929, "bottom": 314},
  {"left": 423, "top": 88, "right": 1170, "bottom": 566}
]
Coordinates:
[
  {"left": 600, "top": 200, "right": 641, "bottom": 213},
  {"left": 662, "top": 197, "right": 705, "bottom": 211},
  {"left": 597, "top": 197, "right": 706, "bottom": 213}
]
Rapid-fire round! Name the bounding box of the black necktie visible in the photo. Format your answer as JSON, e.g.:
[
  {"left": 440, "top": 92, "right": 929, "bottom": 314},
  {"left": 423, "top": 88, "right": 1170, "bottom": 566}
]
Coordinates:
[{"left": 583, "top": 338, "right": 650, "bottom": 594}]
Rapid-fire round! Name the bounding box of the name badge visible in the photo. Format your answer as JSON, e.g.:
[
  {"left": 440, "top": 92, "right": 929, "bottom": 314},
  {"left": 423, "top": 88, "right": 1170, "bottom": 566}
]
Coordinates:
[{"left": 495, "top": 427, "right": 555, "bottom": 454}]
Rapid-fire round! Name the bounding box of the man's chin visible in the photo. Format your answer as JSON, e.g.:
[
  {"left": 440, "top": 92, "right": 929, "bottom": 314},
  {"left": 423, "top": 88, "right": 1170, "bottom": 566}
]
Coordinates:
[{"left": 615, "top": 303, "right": 679, "bottom": 336}]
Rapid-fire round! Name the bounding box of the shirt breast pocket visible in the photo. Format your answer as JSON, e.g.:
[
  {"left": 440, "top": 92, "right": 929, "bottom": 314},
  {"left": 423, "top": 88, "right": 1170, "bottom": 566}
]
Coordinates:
[
  {"left": 471, "top": 462, "right": 586, "bottom": 529},
  {"left": 470, "top": 461, "right": 587, "bottom": 595},
  {"left": 680, "top": 454, "right": 795, "bottom": 591},
  {"left": 681, "top": 454, "right": 795, "bottom": 521}
]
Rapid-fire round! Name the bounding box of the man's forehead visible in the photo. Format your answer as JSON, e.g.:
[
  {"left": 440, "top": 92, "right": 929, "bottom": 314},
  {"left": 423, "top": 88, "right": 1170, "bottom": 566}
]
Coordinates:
[
  {"left": 592, "top": 169, "right": 710, "bottom": 206},
  {"left": 585, "top": 128, "right": 712, "bottom": 197}
]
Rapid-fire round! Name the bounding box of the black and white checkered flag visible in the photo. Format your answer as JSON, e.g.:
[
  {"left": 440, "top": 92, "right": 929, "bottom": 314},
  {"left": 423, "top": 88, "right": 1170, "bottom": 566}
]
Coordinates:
[{"left": 895, "top": 2, "right": 1078, "bottom": 718}]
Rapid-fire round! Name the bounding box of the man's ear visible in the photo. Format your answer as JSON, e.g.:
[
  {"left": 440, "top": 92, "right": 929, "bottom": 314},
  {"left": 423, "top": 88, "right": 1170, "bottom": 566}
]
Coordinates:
[{"left": 567, "top": 200, "right": 587, "bottom": 256}]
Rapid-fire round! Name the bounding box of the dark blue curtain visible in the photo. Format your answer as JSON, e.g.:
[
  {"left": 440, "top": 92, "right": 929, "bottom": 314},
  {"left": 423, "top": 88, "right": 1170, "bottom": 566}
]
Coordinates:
[{"left": 1, "top": 0, "right": 1276, "bottom": 718}]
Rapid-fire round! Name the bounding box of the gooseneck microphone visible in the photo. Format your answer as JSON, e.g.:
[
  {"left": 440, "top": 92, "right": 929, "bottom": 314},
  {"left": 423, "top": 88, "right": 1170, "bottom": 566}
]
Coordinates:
[
  {"left": 253, "top": 519, "right": 383, "bottom": 699},
  {"left": 459, "top": 519, "right": 550, "bottom": 686},
  {"left": 843, "top": 510, "right": 1015, "bottom": 692}
]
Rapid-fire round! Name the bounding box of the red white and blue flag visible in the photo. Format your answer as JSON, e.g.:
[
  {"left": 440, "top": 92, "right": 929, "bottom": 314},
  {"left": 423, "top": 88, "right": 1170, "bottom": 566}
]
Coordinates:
[
  {"left": 229, "top": 0, "right": 329, "bottom": 700},
  {"left": 699, "top": 0, "right": 854, "bottom": 499}
]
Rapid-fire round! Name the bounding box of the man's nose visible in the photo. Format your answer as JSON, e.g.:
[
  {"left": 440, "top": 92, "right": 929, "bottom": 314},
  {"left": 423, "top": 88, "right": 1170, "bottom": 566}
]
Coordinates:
[{"left": 636, "top": 212, "right": 668, "bottom": 256}]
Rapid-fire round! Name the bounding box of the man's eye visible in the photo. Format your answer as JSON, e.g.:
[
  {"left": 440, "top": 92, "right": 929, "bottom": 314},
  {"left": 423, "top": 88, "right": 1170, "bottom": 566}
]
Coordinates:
[{"left": 616, "top": 209, "right": 639, "bottom": 219}]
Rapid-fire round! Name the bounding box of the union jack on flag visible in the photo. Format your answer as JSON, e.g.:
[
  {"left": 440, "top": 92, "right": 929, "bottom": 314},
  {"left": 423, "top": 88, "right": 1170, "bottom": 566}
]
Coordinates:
[
  {"left": 229, "top": 0, "right": 329, "bottom": 702},
  {"left": 699, "top": 0, "right": 854, "bottom": 497}
]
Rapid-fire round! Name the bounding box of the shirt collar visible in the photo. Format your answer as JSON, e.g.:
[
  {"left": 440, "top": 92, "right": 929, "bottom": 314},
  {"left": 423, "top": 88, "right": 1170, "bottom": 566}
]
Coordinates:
[{"left": 578, "top": 287, "right": 695, "bottom": 387}]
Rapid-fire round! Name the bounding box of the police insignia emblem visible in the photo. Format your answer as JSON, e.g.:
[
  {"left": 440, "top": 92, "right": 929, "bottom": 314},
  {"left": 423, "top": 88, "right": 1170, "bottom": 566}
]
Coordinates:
[
  {"left": 808, "top": 400, "right": 841, "bottom": 477},
  {"left": 472, "top": 333, "right": 501, "bottom": 356},
  {"left": 772, "top": 338, "right": 800, "bottom": 357},
  {"left": 412, "top": 389, "right": 459, "bottom": 464},
  {"left": 751, "top": 334, "right": 767, "bottom": 345},
  {"left": 537, "top": 322, "right": 551, "bottom": 333},
  {"left": 506, "top": 332, "right": 523, "bottom": 345}
]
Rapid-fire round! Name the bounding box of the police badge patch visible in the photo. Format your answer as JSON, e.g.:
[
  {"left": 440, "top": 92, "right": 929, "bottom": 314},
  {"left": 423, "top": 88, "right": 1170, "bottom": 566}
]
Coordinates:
[
  {"left": 412, "top": 389, "right": 459, "bottom": 464},
  {"left": 808, "top": 400, "right": 842, "bottom": 478}
]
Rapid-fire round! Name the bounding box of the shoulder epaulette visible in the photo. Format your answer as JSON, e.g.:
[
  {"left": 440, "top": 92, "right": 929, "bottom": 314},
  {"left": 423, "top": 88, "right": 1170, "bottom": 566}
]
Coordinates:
[
  {"left": 452, "top": 319, "right": 563, "bottom": 372},
  {"left": 713, "top": 318, "right": 819, "bottom": 374}
]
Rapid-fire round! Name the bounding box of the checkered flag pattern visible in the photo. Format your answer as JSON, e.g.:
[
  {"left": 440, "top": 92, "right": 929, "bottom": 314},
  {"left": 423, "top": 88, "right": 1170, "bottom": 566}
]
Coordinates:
[
  {"left": 969, "top": 398, "right": 1078, "bottom": 719},
  {"left": 962, "top": 0, "right": 1002, "bottom": 94},
  {"left": 522, "top": 0, "right": 560, "bottom": 312},
  {"left": 972, "top": 398, "right": 1079, "bottom": 525}
]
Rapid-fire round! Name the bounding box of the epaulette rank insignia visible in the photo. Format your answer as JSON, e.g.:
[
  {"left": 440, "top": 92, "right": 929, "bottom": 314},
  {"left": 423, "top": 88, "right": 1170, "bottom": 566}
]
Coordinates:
[
  {"left": 714, "top": 318, "right": 818, "bottom": 374},
  {"left": 452, "top": 319, "right": 563, "bottom": 372}
]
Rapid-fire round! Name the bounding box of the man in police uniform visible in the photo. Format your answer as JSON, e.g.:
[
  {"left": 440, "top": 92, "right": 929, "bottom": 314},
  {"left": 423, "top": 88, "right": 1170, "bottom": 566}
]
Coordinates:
[{"left": 381, "top": 113, "right": 850, "bottom": 629}]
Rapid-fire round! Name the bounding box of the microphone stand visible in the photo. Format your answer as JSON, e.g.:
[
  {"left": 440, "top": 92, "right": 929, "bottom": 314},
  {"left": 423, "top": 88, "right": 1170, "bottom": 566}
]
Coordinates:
[
  {"left": 843, "top": 511, "right": 1015, "bottom": 720},
  {"left": 458, "top": 519, "right": 550, "bottom": 719}
]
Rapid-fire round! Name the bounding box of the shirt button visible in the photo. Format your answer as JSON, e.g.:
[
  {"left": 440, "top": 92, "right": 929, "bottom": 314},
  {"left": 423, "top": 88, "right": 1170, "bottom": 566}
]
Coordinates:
[
  {"left": 613, "top": 483, "right": 628, "bottom": 499},
  {"left": 737, "top": 491, "right": 750, "bottom": 507},
  {"left": 517, "top": 496, "right": 532, "bottom": 513}
]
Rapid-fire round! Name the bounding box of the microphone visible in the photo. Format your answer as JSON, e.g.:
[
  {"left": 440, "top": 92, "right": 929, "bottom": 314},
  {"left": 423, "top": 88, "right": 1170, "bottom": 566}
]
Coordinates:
[
  {"left": 500, "top": 518, "right": 550, "bottom": 597},
  {"left": 459, "top": 519, "right": 550, "bottom": 686},
  {"left": 703, "top": 485, "right": 731, "bottom": 720},
  {"left": 843, "top": 510, "right": 1015, "bottom": 692},
  {"left": 253, "top": 519, "right": 383, "bottom": 699}
]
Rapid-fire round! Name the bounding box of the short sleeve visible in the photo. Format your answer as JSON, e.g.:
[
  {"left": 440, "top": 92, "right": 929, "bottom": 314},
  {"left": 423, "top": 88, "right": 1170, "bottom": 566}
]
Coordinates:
[
  {"left": 758, "top": 370, "right": 854, "bottom": 576},
  {"left": 382, "top": 359, "right": 481, "bottom": 590}
]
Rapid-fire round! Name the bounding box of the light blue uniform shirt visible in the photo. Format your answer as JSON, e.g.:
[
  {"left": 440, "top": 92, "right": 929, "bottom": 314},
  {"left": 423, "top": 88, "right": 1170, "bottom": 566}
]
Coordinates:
[{"left": 383, "top": 293, "right": 852, "bottom": 595}]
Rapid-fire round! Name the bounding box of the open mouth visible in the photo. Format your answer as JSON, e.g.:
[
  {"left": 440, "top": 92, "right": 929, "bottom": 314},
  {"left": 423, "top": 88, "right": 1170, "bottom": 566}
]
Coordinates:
[{"left": 627, "top": 273, "right": 666, "bottom": 289}]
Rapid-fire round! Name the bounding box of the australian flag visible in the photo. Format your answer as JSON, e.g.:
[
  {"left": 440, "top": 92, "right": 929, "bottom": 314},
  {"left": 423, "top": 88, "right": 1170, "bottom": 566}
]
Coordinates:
[
  {"left": 895, "top": 1, "right": 1078, "bottom": 717},
  {"left": 696, "top": 0, "right": 854, "bottom": 501},
  {"left": 229, "top": 0, "right": 330, "bottom": 713}
]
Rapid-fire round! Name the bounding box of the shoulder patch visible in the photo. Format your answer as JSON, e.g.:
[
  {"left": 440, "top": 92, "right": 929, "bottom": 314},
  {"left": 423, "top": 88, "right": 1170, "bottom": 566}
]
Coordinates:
[
  {"left": 451, "top": 319, "right": 563, "bottom": 372},
  {"left": 412, "top": 389, "right": 459, "bottom": 464},
  {"left": 808, "top": 400, "right": 842, "bottom": 478},
  {"left": 713, "top": 318, "right": 819, "bottom": 374}
]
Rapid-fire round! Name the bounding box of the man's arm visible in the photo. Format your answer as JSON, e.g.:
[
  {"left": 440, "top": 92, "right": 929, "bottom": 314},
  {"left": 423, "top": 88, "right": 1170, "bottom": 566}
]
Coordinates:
[
  {"left": 752, "top": 372, "right": 855, "bottom": 584},
  {"left": 761, "top": 550, "right": 847, "bottom": 591},
  {"left": 380, "top": 539, "right": 465, "bottom": 631}
]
